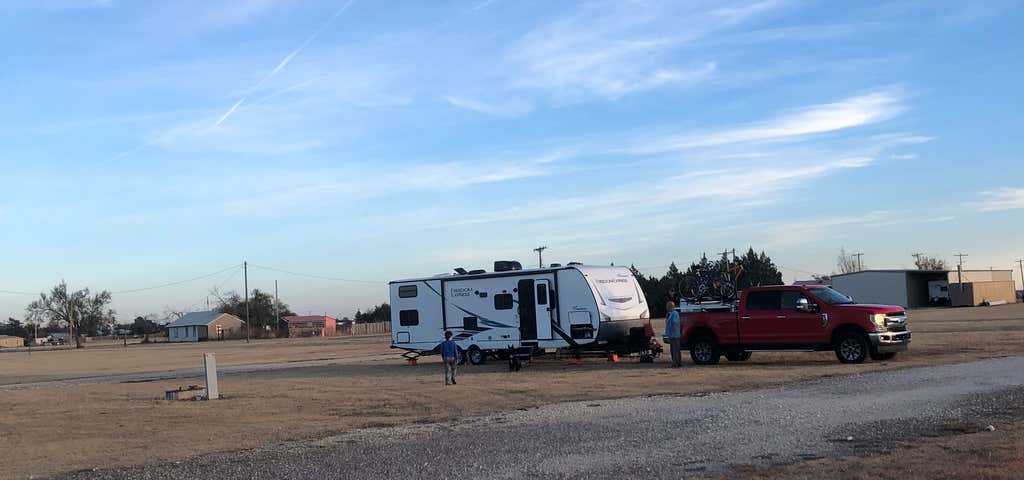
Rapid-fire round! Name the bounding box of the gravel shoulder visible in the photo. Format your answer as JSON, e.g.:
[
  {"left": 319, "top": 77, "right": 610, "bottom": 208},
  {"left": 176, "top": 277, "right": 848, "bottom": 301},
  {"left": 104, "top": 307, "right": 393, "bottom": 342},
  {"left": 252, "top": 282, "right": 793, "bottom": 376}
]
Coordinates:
[{"left": 57, "top": 356, "right": 1024, "bottom": 480}]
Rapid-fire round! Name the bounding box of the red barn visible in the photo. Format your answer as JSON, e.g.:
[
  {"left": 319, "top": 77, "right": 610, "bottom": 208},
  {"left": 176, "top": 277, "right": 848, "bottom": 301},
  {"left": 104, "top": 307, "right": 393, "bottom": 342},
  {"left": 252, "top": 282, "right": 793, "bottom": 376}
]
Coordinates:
[{"left": 282, "top": 315, "right": 337, "bottom": 337}]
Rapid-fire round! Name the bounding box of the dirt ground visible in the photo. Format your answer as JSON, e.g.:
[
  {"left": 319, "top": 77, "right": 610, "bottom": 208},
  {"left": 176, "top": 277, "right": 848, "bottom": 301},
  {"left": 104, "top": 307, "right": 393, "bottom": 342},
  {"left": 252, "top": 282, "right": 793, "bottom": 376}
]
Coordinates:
[
  {"left": 0, "top": 335, "right": 387, "bottom": 385},
  {"left": 729, "top": 420, "right": 1024, "bottom": 480},
  {"left": 1, "top": 304, "right": 1022, "bottom": 479}
]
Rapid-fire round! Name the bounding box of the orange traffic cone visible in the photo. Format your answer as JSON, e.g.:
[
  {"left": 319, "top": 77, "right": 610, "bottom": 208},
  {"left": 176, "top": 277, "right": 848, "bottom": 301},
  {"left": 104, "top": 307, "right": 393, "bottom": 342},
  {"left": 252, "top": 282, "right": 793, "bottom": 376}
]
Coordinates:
[
  {"left": 406, "top": 358, "right": 418, "bottom": 366},
  {"left": 607, "top": 353, "right": 619, "bottom": 362}
]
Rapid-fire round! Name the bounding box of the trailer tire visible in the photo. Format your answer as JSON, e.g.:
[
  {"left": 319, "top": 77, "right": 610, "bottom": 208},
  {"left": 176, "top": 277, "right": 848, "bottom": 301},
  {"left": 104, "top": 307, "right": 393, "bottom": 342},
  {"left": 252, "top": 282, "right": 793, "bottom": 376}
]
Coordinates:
[
  {"left": 467, "top": 346, "right": 486, "bottom": 365},
  {"left": 834, "top": 330, "right": 868, "bottom": 364},
  {"left": 690, "top": 336, "right": 720, "bottom": 365}
]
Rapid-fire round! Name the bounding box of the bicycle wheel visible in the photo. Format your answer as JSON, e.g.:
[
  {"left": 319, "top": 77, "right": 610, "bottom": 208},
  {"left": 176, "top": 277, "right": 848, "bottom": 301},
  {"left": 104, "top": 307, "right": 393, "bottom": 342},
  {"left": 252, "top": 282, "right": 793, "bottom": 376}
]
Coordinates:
[
  {"left": 679, "top": 274, "right": 701, "bottom": 304},
  {"left": 718, "top": 281, "right": 737, "bottom": 302}
]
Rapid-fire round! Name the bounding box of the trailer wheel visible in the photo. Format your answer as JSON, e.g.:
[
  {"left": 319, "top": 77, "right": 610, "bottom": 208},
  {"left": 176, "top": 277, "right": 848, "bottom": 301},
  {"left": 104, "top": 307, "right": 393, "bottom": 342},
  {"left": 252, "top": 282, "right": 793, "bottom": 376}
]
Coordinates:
[
  {"left": 834, "top": 331, "right": 868, "bottom": 364},
  {"left": 690, "top": 336, "right": 720, "bottom": 365},
  {"left": 467, "top": 346, "right": 486, "bottom": 365}
]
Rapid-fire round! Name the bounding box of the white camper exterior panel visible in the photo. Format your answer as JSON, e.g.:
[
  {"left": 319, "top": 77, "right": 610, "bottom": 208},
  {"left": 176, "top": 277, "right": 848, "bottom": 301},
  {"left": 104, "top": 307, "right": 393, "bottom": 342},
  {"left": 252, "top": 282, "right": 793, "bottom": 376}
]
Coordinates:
[
  {"left": 390, "top": 279, "right": 443, "bottom": 348},
  {"left": 389, "top": 265, "right": 648, "bottom": 355}
]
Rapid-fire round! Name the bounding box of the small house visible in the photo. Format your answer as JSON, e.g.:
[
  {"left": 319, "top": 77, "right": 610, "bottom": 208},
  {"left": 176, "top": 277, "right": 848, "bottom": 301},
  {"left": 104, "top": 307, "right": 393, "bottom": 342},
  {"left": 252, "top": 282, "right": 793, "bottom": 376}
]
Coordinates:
[
  {"left": 0, "top": 335, "right": 24, "bottom": 348},
  {"left": 166, "top": 311, "right": 245, "bottom": 342},
  {"left": 281, "top": 315, "right": 337, "bottom": 337}
]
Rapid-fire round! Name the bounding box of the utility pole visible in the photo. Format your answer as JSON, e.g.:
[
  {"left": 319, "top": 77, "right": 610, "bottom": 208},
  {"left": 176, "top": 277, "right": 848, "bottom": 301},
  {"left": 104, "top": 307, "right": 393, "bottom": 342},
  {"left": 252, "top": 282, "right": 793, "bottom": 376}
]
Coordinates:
[
  {"left": 852, "top": 252, "right": 864, "bottom": 272},
  {"left": 954, "top": 253, "right": 968, "bottom": 285},
  {"left": 244, "top": 261, "right": 250, "bottom": 343},
  {"left": 1015, "top": 260, "right": 1023, "bottom": 295},
  {"left": 68, "top": 303, "right": 74, "bottom": 350},
  {"left": 533, "top": 246, "right": 547, "bottom": 268},
  {"left": 274, "top": 280, "right": 280, "bottom": 336}
]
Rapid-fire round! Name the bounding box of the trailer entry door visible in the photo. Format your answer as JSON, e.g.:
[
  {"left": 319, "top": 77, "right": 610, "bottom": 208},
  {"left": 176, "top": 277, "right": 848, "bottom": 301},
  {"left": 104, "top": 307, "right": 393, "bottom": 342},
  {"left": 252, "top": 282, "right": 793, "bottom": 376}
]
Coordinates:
[
  {"left": 517, "top": 279, "right": 537, "bottom": 341},
  {"left": 535, "top": 279, "right": 553, "bottom": 340}
]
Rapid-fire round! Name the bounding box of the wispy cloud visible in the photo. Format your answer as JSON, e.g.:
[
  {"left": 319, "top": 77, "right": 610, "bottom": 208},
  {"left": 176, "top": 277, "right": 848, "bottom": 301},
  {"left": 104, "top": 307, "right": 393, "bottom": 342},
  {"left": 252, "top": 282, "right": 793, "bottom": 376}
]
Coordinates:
[
  {"left": 973, "top": 188, "right": 1024, "bottom": 212},
  {"left": 444, "top": 95, "right": 533, "bottom": 117},
  {"left": 628, "top": 90, "right": 905, "bottom": 154},
  {"left": 213, "top": 0, "right": 356, "bottom": 127},
  {"left": 505, "top": 1, "right": 777, "bottom": 102}
]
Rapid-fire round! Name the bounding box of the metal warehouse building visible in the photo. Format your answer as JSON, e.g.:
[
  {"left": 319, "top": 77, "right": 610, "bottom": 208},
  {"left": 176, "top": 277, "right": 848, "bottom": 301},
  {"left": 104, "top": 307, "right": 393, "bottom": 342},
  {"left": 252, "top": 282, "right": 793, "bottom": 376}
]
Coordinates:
[{"left": 832, "top": 269, "right": 1017, "bottom": 308}]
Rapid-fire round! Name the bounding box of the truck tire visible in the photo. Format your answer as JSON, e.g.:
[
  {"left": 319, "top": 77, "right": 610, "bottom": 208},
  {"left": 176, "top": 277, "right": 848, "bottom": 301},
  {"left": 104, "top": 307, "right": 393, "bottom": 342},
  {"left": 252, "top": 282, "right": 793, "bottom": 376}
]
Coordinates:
[
  {"left": 690, "top": 336, "right": 721, "bottom": 365},
  {"left": 467, "top": 346, "right": 486, "bottom": 365},
  {"left": 834, "top": 331, "right": 868, "bottom": 364},
  {"left": 725, "top": 351, "right": 751, "bottom": 362},
  {"left": 870, "top": 351, "right": 897, "bottom": 361}
]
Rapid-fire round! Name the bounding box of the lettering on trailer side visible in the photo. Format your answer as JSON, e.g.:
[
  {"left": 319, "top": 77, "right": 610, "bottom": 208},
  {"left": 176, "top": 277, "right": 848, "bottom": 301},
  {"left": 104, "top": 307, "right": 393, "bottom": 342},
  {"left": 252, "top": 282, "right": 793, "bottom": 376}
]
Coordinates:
[{"left": 450, "top": 287, "right": 473, "bottom": 297}]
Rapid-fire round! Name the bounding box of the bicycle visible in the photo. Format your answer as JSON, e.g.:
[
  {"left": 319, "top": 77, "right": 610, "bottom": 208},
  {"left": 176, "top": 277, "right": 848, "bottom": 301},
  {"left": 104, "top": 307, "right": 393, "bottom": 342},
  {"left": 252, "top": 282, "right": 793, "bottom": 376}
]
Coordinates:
[{"left": 679, "top": 263, "right": 745, "bottom": 304}]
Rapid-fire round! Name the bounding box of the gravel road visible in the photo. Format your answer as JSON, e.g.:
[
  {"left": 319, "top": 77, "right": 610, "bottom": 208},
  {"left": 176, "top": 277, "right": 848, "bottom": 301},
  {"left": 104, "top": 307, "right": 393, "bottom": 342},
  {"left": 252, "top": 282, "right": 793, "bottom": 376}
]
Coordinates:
[{"left": 58, "top": 356, "right": 1024, "bottom": 480}]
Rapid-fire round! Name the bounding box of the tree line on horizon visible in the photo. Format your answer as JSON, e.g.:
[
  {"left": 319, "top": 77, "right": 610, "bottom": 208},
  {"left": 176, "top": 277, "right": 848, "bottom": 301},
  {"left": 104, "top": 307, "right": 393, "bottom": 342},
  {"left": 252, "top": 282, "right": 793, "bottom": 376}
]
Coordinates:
[{"left": 631, "top": 247, "right": 784, "bottom": 318}]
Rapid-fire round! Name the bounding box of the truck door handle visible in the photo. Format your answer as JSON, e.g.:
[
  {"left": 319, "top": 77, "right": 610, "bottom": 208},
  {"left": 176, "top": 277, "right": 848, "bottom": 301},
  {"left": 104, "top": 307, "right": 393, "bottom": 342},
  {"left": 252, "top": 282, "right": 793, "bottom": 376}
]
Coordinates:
[
  {"left": 740, "top": 315, "right": 751, "bottom": 320},
  {"left": 776, "top": 315, "right": 787, "bottom": 320}
]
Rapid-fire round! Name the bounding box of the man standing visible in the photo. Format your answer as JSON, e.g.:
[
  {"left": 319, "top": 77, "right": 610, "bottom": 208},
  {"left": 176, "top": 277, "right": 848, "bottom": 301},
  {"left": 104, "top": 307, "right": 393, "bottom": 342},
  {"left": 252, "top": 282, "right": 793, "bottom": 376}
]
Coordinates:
[
  {"left": 440, "top": 331, "right": 459, "bottom": 385},
  {"left": 665, "top": 301, "right": 682, "bottom": 367}
]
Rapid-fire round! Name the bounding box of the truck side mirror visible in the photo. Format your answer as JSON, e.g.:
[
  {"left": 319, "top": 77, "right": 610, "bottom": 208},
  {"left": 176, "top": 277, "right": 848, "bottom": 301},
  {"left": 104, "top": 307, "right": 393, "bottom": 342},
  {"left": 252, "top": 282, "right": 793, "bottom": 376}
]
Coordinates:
[{"left": 795, "top": 298, "right": 818, "bottom": 313}]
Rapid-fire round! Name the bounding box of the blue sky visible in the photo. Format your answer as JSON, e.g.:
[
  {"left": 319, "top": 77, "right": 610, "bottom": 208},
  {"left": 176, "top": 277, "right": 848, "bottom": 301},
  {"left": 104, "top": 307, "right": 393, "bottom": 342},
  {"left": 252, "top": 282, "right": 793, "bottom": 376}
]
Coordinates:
[{"left": 2, "top": 0, "right": 1023, "bottom": 321}]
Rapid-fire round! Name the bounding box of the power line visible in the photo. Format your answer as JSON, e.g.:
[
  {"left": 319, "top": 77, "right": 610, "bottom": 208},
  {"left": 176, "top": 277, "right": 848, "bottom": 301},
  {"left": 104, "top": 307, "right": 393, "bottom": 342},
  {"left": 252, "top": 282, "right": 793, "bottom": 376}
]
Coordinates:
[
  {"left": 110, "top": 264, "right": 242, "bottom": 294},
  {"left": 246, "top": 263, "right": 384, "bottom": 284},
  {"left": 183, "top": 267, "right": 242, "bottom": 312}
]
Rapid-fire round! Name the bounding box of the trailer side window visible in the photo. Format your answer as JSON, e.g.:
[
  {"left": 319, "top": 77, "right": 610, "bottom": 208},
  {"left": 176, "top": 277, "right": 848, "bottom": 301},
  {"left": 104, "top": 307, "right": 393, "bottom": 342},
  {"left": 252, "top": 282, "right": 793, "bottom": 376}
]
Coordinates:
[
  {"left": 398, "top": 285, "right": 418, "bottom": 298},
  {"left": 494, "top": 293, "right": 514, "bottom": 310},
  {"left": 399, "top": 309, "right": 419, "bottom": 326},
  {"left": 536, "top": 284, "right": 548, "bottom": 305},
  {"left": 746, "top": 291, "right": 781, "bottom": 310}
]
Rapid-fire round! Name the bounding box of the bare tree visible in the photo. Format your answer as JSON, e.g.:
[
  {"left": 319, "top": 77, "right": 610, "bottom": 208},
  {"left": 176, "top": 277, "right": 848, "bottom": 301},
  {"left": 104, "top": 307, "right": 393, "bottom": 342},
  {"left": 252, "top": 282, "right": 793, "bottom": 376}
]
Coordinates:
[
  {"left": 836, "top": 248, "right": 862, "bottom": 274},
  {"left": 26, "top": 281, "right": 114, "bottom": 348},
  {"left": 162, "top": 307, "right": 187, "bottom": 321},
  {"left": 914, "top": 255, "right": 947, "bottom": 270}
]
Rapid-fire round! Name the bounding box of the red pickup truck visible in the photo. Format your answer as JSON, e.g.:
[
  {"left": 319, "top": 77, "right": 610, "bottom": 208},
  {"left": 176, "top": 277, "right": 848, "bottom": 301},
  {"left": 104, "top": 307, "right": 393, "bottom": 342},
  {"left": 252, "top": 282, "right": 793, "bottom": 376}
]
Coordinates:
[{"left": 680, "top": 285, "right": 911, "bottom": 365}]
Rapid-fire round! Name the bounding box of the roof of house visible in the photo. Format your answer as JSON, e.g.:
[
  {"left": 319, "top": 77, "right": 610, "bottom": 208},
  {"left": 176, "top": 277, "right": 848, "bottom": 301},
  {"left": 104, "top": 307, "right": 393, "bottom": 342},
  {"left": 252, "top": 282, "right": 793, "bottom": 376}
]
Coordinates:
[
  {"left": 282, "top": 315, "right": 337, "bottom": 323},
  {"left": 166, "top": 311, "right": 243, "bottom": 328}
]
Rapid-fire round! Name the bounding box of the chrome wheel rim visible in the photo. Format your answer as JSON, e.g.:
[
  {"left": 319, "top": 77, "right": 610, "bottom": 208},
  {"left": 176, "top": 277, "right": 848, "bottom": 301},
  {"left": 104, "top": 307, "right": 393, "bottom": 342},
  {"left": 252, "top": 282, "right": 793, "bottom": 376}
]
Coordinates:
[
  {"left": 695, "top": 342, "right": 712, "bottom": 361},
  {"left": 840, "top": 338, "right": 862, "bottom": 361}
]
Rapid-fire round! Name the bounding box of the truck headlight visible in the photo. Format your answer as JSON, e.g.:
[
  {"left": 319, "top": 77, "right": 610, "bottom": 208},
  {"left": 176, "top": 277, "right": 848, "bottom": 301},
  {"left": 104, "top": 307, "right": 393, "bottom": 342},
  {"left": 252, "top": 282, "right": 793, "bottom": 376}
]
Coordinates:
[{"left": 871, "top": 313, "right": 887, "bottom": 332}]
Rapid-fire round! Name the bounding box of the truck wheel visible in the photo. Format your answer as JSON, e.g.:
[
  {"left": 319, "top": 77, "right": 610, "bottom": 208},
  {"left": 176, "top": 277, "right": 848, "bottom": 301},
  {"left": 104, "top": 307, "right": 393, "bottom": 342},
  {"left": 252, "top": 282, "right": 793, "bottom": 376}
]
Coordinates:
[
  {"left": 467, "top": 346, "right": 486, "bottom": 365},
  {"left": 690, "top": 336, "right": 720, "bottom": 365},
  {"left": 725, "top": 351, "right": 751, "bottom": 362},
  {"left": 834, "top": 331, "right": 868, "bottom": 364},
  {"left": 870, "top": 351, "right": 897, "bottom": 361}
]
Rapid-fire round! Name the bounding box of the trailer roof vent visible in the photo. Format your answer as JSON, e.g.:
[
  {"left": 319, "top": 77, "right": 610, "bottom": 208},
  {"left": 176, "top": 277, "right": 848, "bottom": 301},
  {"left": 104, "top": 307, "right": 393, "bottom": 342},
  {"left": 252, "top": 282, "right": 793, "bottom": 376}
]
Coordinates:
[
  {"left": 567, "top": 261, "right": 582, "bottom": 266},
  {"left": 549, "top": 263, "right": 562, "bottom": 268},
  {"left": 454, "top": 267, "right": 468, "bottom": 275},
  {"left": 494, "top": 260, "right": 522, "bottom": 272},
  {"left": 467, "top": 269, "right": 486, "bottom": 275}
]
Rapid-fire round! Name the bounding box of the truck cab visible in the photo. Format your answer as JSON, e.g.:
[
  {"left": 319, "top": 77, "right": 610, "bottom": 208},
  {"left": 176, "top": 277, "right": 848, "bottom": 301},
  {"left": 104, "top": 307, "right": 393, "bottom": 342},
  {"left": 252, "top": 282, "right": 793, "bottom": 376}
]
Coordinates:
[{"left": 681, "top": 285, "right": 911, "bottom": 365}]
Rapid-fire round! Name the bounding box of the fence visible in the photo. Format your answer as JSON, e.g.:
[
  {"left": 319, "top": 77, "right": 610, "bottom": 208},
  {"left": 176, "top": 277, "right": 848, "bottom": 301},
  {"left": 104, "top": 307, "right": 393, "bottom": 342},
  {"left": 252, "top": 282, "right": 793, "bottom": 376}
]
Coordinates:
[{"left": 341, "top": 322, "right": 391, "bottom": 336}]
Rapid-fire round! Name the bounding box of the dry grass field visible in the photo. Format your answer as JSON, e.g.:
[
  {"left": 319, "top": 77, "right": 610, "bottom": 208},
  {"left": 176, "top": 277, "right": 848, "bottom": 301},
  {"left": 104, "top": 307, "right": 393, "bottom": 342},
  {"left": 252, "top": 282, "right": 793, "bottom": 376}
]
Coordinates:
[
  {"left": 0, "top": 335, "right": 388, "bottom": 385},
  {"left": 0, "top": 304, "right": 1022, "bottom": 479}
]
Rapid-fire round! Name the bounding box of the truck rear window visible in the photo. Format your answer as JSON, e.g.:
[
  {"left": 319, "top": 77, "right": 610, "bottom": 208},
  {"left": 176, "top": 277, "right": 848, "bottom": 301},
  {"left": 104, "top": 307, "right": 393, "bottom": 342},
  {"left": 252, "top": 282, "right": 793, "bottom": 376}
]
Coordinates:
[{"left": 746, "top": 291, "right": 781, "bottom": 310}]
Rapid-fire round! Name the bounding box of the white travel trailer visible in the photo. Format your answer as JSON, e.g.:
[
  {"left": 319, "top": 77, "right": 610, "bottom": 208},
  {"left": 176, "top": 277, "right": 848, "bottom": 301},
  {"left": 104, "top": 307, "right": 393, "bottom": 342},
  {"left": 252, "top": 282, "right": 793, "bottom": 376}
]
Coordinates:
[{"left": 390, "top": 261, "right": 650, "bottom": 364}]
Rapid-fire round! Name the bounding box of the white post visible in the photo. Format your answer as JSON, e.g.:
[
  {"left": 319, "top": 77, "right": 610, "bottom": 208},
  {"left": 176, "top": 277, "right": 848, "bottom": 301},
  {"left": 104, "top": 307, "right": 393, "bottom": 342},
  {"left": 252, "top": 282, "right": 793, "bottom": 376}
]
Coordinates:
[{"left": 204, "top": 353, "right": 219, "bottom": 400}]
